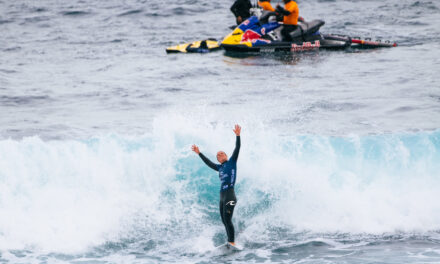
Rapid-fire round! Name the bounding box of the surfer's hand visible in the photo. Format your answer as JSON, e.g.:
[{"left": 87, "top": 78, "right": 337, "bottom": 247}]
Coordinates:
[
  {"left": 237, "top": 16, "right": 242, "bottom": 24},
  {"left": 233, "top": 124, "right": 241, "bottom": 136},
  {"left": 191, "top": 145, "right": 200, "bottom": 154}
]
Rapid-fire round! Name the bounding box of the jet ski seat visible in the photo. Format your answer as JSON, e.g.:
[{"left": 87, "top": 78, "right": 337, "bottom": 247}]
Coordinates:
[{"left": 289, "top": 19, "right": 325, "bottom": 39}]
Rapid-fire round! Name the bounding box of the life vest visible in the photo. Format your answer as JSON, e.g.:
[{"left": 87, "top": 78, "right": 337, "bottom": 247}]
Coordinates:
[
  {"left": 283, "top": 0, "right": 299, "bottom": 25},
  {"left": 258, "top": 1, "right": 275, "bottom": 12}
]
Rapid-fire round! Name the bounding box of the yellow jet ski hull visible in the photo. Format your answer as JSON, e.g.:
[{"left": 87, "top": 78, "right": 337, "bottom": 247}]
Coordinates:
[{"left": 166, "top": 39, "right": 220, "bottom": 53}]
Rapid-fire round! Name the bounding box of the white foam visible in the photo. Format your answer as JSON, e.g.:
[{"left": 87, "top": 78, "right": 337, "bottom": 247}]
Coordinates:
[{"left": 0, "top": 116, "right": 439, "bottom": 253}]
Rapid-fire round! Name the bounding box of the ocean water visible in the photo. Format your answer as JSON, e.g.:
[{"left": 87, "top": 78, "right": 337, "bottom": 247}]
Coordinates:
[{"left": 1, "top": 0, "right": 440, "bottom": 263}]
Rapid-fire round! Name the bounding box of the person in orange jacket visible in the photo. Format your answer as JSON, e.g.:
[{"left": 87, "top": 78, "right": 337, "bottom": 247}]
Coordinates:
[
  {"left": 276, "top": 0, "right": 304, "bottom": 41},
  {"left": 258, "top": 0, "right": 275, "bottom": 12}
]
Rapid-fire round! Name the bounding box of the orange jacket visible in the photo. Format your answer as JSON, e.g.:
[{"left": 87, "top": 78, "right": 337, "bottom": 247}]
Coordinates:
[
  {"left": 258, "top": 1, "right": 275, "bottom": 12},
  {"left": 283, "top": 0, "right": 299, "bottom": 25}
]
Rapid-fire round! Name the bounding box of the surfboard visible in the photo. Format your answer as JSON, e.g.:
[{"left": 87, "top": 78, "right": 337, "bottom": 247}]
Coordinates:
[{"left": 216, "top": 243, "right": 243, "bottom": 251}]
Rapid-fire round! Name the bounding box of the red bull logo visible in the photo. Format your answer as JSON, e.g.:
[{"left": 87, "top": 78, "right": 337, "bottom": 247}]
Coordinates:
[
  {"left": 241, "top": 30, "right": 261, "bottom": 42},
  {"left": 291, "top": 40, "right": 321, "bottom": 52}
]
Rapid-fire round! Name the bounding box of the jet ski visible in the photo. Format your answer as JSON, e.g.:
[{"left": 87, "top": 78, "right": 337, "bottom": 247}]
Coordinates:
[{"left": 221, "top": 11, "right": 396, "bottom": 53}]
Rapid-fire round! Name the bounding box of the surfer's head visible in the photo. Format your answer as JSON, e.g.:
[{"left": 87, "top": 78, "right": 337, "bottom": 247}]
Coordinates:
[{"left": 217, "top": 151, "right": 228, "bottom": 163}]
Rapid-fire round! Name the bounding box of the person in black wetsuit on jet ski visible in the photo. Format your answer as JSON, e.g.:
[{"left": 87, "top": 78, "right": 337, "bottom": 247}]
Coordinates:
[
  {"left": 192, "top": 124, "right": 241, "bottom": 247},
  {"left": 230, "top": 0, "right": 252, "bottom": 25}
]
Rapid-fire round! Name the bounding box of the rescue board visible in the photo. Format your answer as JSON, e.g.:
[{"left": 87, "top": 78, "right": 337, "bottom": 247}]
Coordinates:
[{"left": 166, "top": 39, "right": 220, "bottom": 53}]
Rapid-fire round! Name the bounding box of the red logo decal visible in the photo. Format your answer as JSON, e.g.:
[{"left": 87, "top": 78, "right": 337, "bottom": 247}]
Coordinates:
[
  {"left": 242, "top": 30, "right": 262, "bottom": 42},
  {"left": 291, "top": 40, "right": 321, "bottom": 52}
]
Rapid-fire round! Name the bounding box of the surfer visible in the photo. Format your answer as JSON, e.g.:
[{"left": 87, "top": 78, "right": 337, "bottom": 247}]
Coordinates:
[{"left": 191, "top": 125, "right": 241, "bottom": 246}]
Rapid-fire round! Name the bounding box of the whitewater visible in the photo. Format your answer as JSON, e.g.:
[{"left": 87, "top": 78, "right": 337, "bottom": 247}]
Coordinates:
[{"left": 1, "top": 0, "right": 440, "bottom": 263}]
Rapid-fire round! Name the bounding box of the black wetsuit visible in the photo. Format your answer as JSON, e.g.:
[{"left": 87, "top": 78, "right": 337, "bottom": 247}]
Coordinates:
[
  {"left": 230, "top": 0, "right": 252, "bottom": 25},
  {"left": 199, "top": 136, "right": 240, "bottom": 242}
]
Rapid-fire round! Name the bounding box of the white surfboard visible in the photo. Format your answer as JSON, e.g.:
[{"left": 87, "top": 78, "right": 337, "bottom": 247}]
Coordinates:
[{"left": 216, "top": 243, "right": 243, "bottom": 251}]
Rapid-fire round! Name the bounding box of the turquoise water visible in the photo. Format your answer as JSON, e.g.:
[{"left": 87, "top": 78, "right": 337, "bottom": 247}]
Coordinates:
[{"left": 1, "top": 129, "right": 440, "bottom": 263}]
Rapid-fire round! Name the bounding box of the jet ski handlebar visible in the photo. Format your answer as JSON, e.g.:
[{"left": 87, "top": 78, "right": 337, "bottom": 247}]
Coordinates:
[{"left": 258, "top": 11, "right": 278, "bottom": 25}]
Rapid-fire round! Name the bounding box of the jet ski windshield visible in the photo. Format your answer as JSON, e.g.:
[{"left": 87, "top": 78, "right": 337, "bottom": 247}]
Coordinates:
[
  {"left": 258, "top": 11, "right": 278, "bottom": 25},
  {"left": 237, "top": 16, "right": 280, "bottom": 36}
]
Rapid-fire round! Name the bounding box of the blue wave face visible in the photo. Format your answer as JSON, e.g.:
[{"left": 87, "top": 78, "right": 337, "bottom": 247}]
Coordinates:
[{"left": 1, "top": 129, "right": 439, "bottom": 254}]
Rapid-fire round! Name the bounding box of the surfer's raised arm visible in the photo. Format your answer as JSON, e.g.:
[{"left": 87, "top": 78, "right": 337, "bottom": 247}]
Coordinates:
[
  {"left": 230, "top": 125, "right": 241, "bottom": 161},
  {"left": 192, "top": 144, "right": 220, "bottom": 171}
]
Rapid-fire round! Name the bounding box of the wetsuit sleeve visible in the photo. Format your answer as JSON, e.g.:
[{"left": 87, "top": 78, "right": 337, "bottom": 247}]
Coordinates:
[
  {"left": 230, "top": 136, "right": 241, "bottom": 161},
  {"left": 199, "top": 153, "right": 220, "bottom": 171},
  {"left": 276, "top": 5, "right": 291, "bottom": 16}
]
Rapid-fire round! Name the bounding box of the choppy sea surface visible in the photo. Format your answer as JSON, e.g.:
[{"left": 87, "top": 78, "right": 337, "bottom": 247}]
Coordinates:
[{"left": 1, "top": 0, "right": 440, "bottom": 263}]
